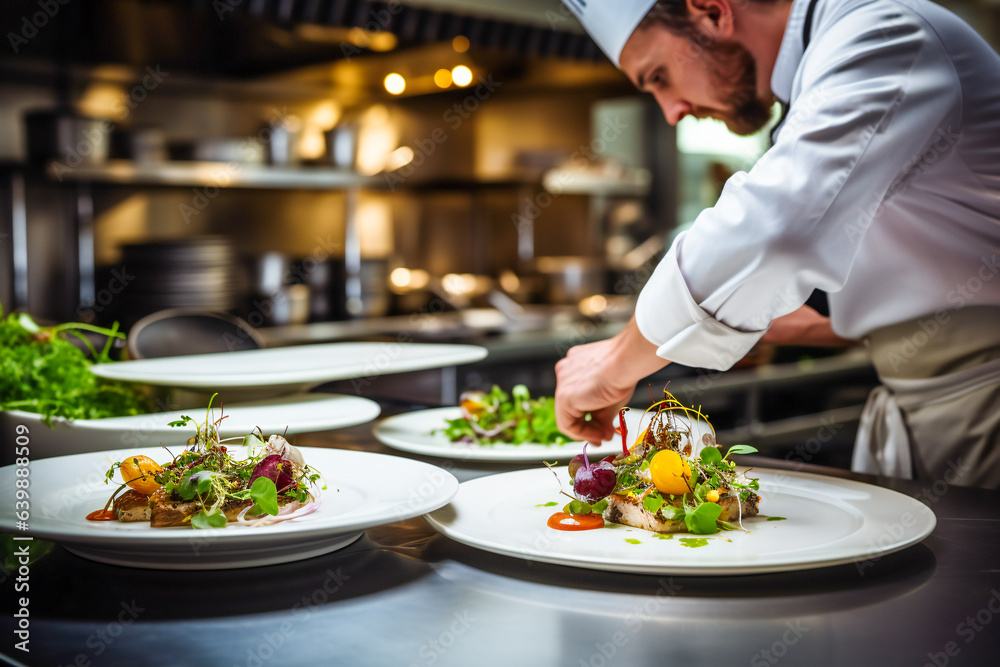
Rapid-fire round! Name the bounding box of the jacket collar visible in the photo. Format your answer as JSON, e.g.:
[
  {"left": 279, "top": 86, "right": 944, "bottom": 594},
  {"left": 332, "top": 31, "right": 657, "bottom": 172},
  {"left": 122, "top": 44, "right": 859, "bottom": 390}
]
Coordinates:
[{"left": 770, "top": 0, "right": 814, "bottom": 104}]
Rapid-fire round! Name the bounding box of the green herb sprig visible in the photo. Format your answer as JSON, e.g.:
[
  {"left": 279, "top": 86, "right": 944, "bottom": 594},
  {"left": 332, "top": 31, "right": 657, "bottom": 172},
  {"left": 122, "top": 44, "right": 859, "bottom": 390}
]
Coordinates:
[
  {"left": 0, "top": 307, "right": 150, "bottom": 423},
  {"left": 438, "top": 385, "right": 572, "bottom": 446}
]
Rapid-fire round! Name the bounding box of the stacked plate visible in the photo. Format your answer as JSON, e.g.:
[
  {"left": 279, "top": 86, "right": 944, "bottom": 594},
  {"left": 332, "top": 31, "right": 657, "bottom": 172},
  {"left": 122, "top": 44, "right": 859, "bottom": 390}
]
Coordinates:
[{"left": 118, "top": 237, "right": 246, "bottom": 325}]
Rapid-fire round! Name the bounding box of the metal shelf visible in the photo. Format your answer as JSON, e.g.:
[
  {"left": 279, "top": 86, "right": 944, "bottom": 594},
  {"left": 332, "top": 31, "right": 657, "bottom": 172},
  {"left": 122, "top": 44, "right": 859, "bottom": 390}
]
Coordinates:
[
  {"left": 542, "top": 167, "right": 651, "bottom": 196},
  {"left": 44, "top": 160, "right": 377, "bottom": 190}
]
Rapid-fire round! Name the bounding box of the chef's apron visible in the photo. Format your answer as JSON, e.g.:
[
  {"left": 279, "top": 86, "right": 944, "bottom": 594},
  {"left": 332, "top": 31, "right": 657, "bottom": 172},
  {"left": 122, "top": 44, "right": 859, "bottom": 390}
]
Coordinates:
[{"left": 853, "top": 306, "right": 1000, "bottom": 488}]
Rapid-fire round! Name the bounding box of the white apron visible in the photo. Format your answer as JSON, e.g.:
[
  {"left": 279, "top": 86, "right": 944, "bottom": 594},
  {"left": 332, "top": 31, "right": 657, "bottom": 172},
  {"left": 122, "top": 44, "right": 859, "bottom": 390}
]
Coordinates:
[{"left": 852, "top": 307, "right": 1000, "bottom": 488}]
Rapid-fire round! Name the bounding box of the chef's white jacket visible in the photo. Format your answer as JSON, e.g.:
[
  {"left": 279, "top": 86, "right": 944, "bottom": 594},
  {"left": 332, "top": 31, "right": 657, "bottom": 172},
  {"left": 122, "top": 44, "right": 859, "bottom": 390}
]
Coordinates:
[{"left": 634, "top": 0, "right": 1000, "bottom": 369}]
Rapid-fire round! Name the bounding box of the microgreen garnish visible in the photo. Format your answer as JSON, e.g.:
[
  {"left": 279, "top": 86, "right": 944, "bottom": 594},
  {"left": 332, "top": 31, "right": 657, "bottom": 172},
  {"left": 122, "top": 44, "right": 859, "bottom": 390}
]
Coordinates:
[
  {"left": 574, "top": 388, "right": 762, "bottom": 536},
  {"left": 437, "top": 385, "right": 572, "bottom": 445},
  {"left": 100, "top": 396, "right": 323, "bottom": 529}
]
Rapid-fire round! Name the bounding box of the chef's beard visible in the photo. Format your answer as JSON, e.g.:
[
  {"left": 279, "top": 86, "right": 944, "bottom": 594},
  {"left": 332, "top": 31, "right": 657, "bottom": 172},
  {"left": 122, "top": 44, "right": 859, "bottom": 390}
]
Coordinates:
[{"left": 699, "top": 39, "right": 773, "bottom": 136}]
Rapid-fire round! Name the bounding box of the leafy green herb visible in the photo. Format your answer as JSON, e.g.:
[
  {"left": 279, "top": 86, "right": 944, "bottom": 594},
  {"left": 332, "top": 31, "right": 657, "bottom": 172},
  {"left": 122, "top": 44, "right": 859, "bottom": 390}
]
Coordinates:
[
  {"left": 250, "top": 477, "right": 279, "bottom": 516},
  {"left": 683, "top": 500, "right": 723, "bottom": 534},
  {"left": 561, "top": 498, "right": 608, "bottom": 516},
  {"left": 437, "top": 385, "right": 572, "bottom": 446},
  {"left": 191, "top": 510, "right": 227, "bottom": 529},
  {"left": 642, "top": 493, "right": 664, "bottom": 514},
  {"left": 724, "top": 444, "right": 759, "bottom": 458},
  {"left": 0, "top": 307, "right": 151, "bottom": 422},
  {"left": 699, "top": 446, "right": 723, "bottom": 465},
  {"left": 766, "top": 516, "right": 787, "bottom": 521}
]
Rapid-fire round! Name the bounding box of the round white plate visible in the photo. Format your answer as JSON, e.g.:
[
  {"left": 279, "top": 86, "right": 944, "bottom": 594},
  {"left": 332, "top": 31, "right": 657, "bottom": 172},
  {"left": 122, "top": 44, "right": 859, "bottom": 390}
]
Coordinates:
[
  {"left": 0, "top": 446, "right": 458, "bottom": 569},
  {"left": 0, "top": 393, "right": 380, "bottom": 464},
  {"left": 89, "top": 342, "right": 488, "bottom": 391},
  {"left": 374, "top": 407, "right": 711, "bottom": 462},
  {"left": 425, "top": 467, "right": 936, "bottom": 575}
]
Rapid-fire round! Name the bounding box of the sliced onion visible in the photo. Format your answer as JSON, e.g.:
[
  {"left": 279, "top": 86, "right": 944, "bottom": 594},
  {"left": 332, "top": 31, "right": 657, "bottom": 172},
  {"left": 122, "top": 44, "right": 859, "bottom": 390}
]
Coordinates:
[
  {"left": 470, "top": 419, "right": 516, "bottom": 438},
  {"left": 236, "top": 500, "right": 320, "bottom": 527}
]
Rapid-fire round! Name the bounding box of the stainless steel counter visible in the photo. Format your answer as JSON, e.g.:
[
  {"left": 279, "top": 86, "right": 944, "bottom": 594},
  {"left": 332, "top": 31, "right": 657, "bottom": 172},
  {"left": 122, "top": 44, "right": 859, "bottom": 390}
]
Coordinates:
[{"left": 2, "top": 416, "right": 998, "bottom": 667}]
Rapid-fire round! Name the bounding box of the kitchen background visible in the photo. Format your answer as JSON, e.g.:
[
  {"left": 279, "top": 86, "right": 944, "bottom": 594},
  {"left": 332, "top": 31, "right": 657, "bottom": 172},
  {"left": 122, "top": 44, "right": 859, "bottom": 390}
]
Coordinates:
[{"left": 2, "top": 0, "right": 998, "bottom": 467}]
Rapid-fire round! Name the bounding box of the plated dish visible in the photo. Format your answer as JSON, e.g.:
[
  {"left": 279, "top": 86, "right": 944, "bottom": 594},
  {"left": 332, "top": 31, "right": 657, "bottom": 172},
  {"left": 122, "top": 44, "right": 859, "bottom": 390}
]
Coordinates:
[
  {"left": 0, "top": 393, "right": 380, "bottom": 464},
  {"left": 1, "top": 446, "right": 459, "bottom": 569},
  {"left": 425, "top": 466, "right": 936, "bottom": 575},
  {"left": 374, "top": 407, "right": 711, "bottom": 462},
  {"left": 94, "top": 400, "right": 324, "bottom": 529},
  {"left": 89, "top": 342, "right": 488, "bottom": 391}
]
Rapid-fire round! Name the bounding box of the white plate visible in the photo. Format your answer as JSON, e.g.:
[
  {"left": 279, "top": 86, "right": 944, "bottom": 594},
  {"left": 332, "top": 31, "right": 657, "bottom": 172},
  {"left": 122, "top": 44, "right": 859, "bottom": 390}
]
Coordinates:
[
  {"left": 425, "top": 467, "right": 936, "bottom": 575},
  {"left": 373, "top": 407, "right": 711, "bottom": 462},
  {"left": 0, "top": 446, "right": 458, "bottom": 569},
  {"left": 90, "top": 342, "right": 488, "bottom": 391},
  {"left": 0, "top": 393, "right": 380, "bottom": 464}
]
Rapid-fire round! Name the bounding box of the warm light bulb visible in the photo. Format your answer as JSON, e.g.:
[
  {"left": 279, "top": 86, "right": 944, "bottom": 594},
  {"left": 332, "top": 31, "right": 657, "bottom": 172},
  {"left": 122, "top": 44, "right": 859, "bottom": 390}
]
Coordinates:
[
  {"left": 390, "top": 267, "right": 412, "bottom": 288},
  {"left": 451, "top": 65, "right": 473, "bottom": 87},
  {"left": 385, "top": 146, "right": 414, "bottom": 171},
  {"left": 368, "top": 32, "right": 398, "bottom": 52},
  {"left": 384, "top": 73, "right": 406, "bottom": 95},
  {"left": 433, "top": 68, "right": 452, "bottom": 88},
  {"left": 452, "top": 35, "right": 470, "bottom": 53}
]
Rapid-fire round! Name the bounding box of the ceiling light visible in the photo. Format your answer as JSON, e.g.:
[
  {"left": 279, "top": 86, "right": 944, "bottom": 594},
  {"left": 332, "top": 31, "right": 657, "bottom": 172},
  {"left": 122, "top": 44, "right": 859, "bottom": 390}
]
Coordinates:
[
  {"left": 383, "top": 73, "right": 406, "bottom": 95},
  {"left": 434, "top": 68, "right": 452, "bottom": 88},
  {"left": 451, "top": 65, "right": 473, "bottom": 87}
]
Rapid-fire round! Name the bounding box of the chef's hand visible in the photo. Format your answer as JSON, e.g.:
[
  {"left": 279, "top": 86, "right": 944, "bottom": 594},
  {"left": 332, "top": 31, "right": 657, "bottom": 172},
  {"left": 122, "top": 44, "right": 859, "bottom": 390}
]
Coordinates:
[
  {"left": 555, "top": 316, "right": 669, "bottom": 444},
  {"left": 760, "top": 305, "right": 855, "bottom": 347}
]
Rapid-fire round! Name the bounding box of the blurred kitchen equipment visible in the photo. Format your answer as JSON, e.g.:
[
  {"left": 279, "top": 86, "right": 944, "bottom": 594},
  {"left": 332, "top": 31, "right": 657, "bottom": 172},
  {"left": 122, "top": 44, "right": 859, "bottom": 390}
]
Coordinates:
[
  {"left": 293, "top": 257, "right": 340, "bottom": 321},
  {"left": 265, "top": 115, "right": 303, "bottom": 165},
  {"left": 325, "top": 122, "right": 358, "bottom": 169},
  {"left": 24, "top": 109, "right": 112, "bottom": 165},
  {"left": 535, "top": 256, "right": 606, "bottom": 304},
  {"left": 111, "top": 126, "right": 168, "bottom": 163},
  {"left": 127, "top": 309, "right": 263, "bottom": 359},
  {"left": 577, "top": 294, "right": 636, "bottom": 322},
  {"left": 248, "top": 251, "right": 288, "bottom": 296},
  {"left": 247, "top": 252, "right": 312, "bottom": 326},
  {"left": 353, "top": 259, "right": 390, "bottom": 317},
  {"left": 191, "top": 138, "right": 265, "bottom": 164},
  {"left": 118, "top": 237, "right": 246, "bottom": 327}
]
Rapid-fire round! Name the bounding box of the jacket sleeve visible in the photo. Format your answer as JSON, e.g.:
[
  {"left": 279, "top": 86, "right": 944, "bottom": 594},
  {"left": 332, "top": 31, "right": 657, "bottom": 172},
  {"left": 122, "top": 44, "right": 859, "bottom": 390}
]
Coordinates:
[{"left": 634, "top": 2, "right": 961, "bottom": 369}]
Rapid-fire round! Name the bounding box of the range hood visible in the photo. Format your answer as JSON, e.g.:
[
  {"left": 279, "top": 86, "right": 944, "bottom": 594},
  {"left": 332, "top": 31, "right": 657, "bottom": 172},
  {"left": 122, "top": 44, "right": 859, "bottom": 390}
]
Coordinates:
[
  {"left": 401, "top": 0, "right": 582, "bottom": 29},
  {"left": 0, "top": 0, "right": 600, "bottom": 77}
]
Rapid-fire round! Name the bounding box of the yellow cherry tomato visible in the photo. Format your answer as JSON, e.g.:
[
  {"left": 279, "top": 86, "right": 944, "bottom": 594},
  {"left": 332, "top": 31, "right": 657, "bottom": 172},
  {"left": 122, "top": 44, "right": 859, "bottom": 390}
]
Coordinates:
[
  {"left": 649, "top": 450, "right": 692, "bottom": 495},
  {"left": 706, "top": 489, "right": 720, "bottom": 503},
  {"left": 120, "top": 455, "right": 163, "bottom": 495}
]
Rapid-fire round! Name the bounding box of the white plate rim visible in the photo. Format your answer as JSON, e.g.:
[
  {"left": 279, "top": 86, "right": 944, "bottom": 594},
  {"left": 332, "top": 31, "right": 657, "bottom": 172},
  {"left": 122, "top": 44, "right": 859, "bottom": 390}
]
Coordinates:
[
  {"left": 425, "top": 467, "right": 937, "bottom": 575},
  {"left": 1, "top": 393, "right": 381, "bottom": 436},
  {"left": 89, "top": 342, "right": 488, "bottom": 388},
  {"left": 0, "top": 446, "right": 459, "bottom": 549}
]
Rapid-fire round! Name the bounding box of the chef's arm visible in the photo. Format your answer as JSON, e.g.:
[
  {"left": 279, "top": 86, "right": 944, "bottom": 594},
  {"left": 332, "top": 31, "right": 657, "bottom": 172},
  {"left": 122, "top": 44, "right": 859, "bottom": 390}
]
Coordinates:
[
  {"left": 759, "top": 305, "right": 854, "bottom": 347},
  {"left": 635, "top": 5, "right": 960, "bottom": 370}
]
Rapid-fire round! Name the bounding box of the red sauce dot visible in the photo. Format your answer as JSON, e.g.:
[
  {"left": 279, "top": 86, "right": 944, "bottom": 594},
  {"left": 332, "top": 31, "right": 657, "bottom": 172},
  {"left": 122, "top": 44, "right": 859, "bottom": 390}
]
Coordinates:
[
  {"left": 547, "top": 512, "right": 605, "bottom": 531},
  {"left": 86, "top": 509, "right": 117, "bottom": 521}
]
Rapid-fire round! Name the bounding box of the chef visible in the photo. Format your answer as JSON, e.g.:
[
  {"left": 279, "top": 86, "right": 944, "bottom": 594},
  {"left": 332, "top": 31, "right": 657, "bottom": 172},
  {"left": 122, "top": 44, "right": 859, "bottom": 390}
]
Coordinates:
[{"left": 553, "top": 0, "right": 1000, "bottom": 487}]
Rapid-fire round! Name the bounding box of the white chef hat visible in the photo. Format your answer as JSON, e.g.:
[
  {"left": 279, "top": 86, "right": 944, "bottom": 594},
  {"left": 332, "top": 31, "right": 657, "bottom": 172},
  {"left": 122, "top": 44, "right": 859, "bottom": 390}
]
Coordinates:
[{"left": 563, "top": 0, "right": 658, "bottom": 67}]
